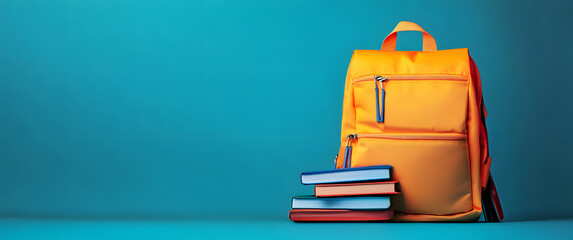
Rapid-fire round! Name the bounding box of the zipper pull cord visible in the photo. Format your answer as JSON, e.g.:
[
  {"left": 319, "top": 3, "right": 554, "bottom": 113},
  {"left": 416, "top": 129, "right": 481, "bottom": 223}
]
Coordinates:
[
  {"left": 374, "top": 78, "right": 382, "bottom": 122},
  {"left": 333, "top": 154, "right": 338, "bottom": 168},
  {"left": 343, "top": 134, "right": 356, "bottom": 168},
  {"left": 374, "top": 76, "right": 387, "bottom": 123}
]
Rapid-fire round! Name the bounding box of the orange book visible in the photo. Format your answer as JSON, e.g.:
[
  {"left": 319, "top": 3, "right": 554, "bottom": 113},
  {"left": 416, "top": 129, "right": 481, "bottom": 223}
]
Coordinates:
[{"left": 314, "top": 181, "right": 398, "bottom": 197}]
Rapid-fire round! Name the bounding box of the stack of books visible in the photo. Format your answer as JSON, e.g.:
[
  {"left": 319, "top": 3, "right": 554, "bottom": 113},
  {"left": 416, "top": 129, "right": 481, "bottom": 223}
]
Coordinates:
[{"left": 289, "top": 165, "right": 398, "bottom": 222}]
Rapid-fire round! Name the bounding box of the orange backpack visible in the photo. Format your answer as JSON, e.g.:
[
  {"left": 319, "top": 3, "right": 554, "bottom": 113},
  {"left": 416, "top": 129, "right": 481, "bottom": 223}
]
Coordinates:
[{"left": 335, "top": 21, "right": 491, "bottom": 222}]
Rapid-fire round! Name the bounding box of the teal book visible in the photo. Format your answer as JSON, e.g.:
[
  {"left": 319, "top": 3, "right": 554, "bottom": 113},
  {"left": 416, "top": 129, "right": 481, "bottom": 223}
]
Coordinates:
[
  {"left": 300, "top": 165, "right": 391, "bottom": 185},
  {"left": 291, "top": 195, "right": 391, "bottom": 209}
]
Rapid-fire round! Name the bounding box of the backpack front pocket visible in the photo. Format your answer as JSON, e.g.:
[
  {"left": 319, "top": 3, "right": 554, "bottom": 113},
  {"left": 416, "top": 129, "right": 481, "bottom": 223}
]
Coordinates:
[
  {"left": 353, "top": 75, "right": 469, "bottom": 133},
  {"left": 346, "top": 133, "right": 472, "bottom": 215}
]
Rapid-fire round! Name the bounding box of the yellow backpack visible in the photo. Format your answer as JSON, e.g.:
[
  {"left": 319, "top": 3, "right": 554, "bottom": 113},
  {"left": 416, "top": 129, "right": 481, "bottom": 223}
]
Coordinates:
[{"left": 335, "top": 21, "right": 492, "bottom": 222}]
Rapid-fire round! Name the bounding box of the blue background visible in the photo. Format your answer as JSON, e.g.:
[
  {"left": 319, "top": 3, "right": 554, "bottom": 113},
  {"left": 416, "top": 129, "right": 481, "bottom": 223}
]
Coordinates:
[{"left": 0, "top": 0, "right": 572, "bottom": 223}]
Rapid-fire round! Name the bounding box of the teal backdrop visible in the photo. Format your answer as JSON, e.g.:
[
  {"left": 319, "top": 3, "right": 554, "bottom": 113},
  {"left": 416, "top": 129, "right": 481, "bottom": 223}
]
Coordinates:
[{"left": 0, "top": 0, "right": 572, "bottom": 222}]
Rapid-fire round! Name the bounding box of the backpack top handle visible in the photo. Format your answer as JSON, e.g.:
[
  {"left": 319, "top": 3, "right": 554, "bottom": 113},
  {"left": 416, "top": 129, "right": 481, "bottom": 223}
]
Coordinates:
[{"left": 381, "top": 21, "right": 437, "bottom": 51}]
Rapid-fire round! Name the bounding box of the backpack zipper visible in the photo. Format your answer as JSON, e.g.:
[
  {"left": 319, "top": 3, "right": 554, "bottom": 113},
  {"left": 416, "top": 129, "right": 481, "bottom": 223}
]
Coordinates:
[
  {"left": 343, "top": 134, "right": 357, "bottom": 168},
  {"left": 353, "top": 74, "right": 468, "bottom": 83},
  {"left": 374, "top": 76, "right": 387, "bottom": 122},
  {"left": 355, "top": 133, "right": 466, "bottom": 141},
  {"left": 341, "top": 132, "right": 465, "bottom": 168},
  {"left": 354, "top": 74, "right": 468, "bottom": 123}
]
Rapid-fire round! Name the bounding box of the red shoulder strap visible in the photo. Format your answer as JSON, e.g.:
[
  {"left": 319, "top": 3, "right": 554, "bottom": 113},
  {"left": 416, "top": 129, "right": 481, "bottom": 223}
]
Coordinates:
[{"left": 469, "top": 57, "right": 491, "bottom": 190}]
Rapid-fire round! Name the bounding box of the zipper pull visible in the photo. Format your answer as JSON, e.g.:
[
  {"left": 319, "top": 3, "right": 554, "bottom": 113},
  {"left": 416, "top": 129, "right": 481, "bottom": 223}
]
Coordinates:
[
  {"left": 343, "top": 134, "right": 357, "bottom": 168},
  {"left": 374, "top": 76, "right": 387, "bottom": 123}
]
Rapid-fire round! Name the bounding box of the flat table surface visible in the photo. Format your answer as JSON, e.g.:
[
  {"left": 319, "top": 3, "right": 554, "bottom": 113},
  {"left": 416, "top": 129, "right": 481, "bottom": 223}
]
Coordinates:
[{"left": 1, "top": 218, "right": 572, "bottom": 240}]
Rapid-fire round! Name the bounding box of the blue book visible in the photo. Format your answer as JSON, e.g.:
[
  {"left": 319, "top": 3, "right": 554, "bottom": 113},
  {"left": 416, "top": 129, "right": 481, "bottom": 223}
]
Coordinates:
[
  {"left": 291, "top": 195, "right": 391, "bottom": 209},
  {"left": 300, "top": 165, "right": 391, "bottom": 185}
]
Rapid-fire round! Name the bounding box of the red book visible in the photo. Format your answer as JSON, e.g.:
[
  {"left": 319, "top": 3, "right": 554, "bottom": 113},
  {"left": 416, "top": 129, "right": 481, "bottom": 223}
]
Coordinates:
[
  {"left": 289, "top": 209, "right": 394, "bottom": 222},
  {"left": 314, "top": 181, "right": 398, "bottom": 197}
]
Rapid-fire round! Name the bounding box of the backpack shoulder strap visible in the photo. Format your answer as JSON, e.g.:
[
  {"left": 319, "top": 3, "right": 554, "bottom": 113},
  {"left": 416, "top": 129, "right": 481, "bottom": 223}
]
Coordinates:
[{"left": 469, "top": 57, "right": 491, "bottom": 190}]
